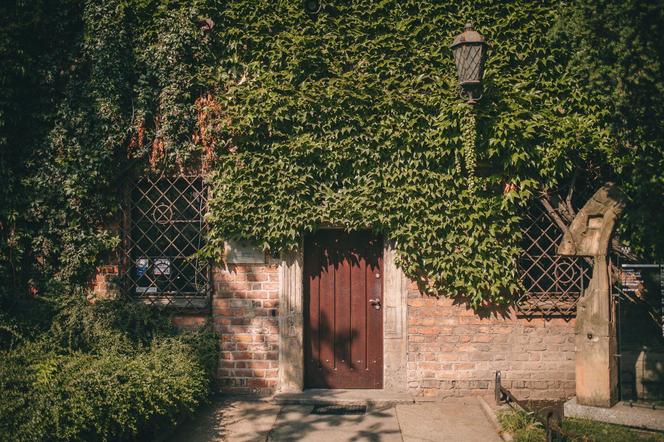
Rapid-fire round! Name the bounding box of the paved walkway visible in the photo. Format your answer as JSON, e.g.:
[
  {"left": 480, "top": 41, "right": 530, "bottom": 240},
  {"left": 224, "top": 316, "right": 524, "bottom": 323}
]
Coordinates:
[{"left": 169, "top": 396, "right": 502, "bottom": 442}]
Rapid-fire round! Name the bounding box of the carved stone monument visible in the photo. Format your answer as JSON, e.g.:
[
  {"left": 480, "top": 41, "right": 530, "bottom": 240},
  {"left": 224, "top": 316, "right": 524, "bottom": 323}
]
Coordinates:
[{"left": 558, "top": 183, "right": 626, "bottom": 407}]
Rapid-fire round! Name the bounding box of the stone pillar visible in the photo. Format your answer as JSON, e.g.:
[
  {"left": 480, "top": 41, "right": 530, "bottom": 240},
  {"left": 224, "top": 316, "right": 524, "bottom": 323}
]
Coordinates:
[
  {"left": 278, "top": 249, "right": 304, "bottom": 392},
  {"left": 558, "top": 183, "right": 625, "bottom": 407},
  {"left": 383, "top": 242, "right": 409, "bottom": 392}
]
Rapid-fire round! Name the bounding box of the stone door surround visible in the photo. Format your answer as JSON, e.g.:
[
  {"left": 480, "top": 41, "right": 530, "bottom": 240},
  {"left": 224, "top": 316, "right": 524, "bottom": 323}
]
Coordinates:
[{"left": 278, "top": 237, "right": 408, "bottom": 392}]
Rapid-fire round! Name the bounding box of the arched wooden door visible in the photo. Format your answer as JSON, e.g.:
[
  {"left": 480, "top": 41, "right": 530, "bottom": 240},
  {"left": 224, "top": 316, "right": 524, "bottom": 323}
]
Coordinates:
[{"left": 304, "top": 230, "right": 383, "bottom": 389}]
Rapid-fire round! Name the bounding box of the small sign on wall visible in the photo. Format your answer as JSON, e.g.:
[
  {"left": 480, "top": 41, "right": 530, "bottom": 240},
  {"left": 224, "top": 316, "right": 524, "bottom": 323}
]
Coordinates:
[
  {"left": 224, "top": 240, "right": 265, "bottom": 264},
  {"left": 135, "top": 258, "right": 149, "bottom": 277},
  {"left": 153, "top": 258, "right": 171, "bottom": 276}
]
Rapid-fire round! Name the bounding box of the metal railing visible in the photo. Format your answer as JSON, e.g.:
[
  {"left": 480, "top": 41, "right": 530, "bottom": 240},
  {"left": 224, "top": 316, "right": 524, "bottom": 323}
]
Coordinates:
[
  {"left": 516, "top": 203, "right": 591, "bottom": 318},
  {"left": 121, "top": 175, "right": 210, "bottom": 309},
  {"left": 495, "top": 371, "right": 580, "bottom": 442}
]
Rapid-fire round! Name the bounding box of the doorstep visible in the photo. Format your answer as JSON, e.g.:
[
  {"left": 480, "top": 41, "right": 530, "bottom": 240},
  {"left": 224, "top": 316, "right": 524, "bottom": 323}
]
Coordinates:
[{"left": 274, "top": 389, "right": 415, "bottom": 407}]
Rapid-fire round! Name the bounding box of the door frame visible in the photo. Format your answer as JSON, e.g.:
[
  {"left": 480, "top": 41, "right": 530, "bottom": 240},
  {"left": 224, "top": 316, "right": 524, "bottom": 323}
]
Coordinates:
[{"left": 278, "top": 234, "right": 408, "bottom": 392}]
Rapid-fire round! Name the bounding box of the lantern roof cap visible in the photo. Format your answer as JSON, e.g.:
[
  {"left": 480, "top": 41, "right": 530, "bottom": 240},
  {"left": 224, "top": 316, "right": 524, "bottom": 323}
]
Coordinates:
[{"left": 451, "top": 23, "right": 487, "bottom": 48}]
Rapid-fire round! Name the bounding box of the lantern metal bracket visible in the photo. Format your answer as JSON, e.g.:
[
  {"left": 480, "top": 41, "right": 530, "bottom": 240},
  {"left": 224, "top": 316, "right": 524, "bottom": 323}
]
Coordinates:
[{"left": 458, "top": 85, "right": 483, "bottom": 105}]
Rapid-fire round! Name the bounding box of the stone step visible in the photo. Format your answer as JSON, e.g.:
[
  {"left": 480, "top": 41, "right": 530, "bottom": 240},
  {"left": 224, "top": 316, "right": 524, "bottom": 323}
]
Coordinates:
[{"left": 274, "top": 389, "right": 415, "bottom": 407}]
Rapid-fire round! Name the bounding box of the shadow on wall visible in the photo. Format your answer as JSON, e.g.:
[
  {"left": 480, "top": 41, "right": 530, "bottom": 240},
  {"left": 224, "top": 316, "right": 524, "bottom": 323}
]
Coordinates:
[
  {"left": 619, "top": 268, "right": 664, "bottom": 403},
  {"left": 451, "top": 296, "right": 513, "bottom": 320}
]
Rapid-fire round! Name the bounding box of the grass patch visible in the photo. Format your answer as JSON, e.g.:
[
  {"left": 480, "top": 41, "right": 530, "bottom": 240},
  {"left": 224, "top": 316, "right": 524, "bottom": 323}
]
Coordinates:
[
  {"left": 497, "top": 409, "right": 664, "bottom": 442},
  {"left": 563, "top": 418, "right": 664, "bottom": 442},
  {"left": 497, "top": 409, "right": 545, "bottom": 442}
]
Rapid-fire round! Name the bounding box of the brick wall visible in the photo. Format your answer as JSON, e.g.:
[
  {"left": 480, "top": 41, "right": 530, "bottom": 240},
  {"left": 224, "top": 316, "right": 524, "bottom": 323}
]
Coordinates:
[
  {"left": 90, "top": 258, "right": 282, "bottom": 395},
  {"left": 94, "top": 257, "right": 576, "bottom": 400},
  {"left": 407, "top": 286, "right": 576, "bottom": 401},
  {"left": 90, "top": 265, "right": 120, "bottom": 300},
  {"left": 212, "top": 262, "right": 280, "bottom": 395}
]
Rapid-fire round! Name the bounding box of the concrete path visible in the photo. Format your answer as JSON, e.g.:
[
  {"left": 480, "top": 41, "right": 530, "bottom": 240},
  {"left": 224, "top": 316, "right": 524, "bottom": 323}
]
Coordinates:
[
  {"left": 396, "top": 398, "right": 502, "bottom": 442},
  {"left": 270, "top": 404, "right": 402, "bottom": 441},
  {"left": 168, "top": 399, "right": 281, "bottom": 442},
  {"left": 169, "top": 396, "right": 502, "bottom": 442}
]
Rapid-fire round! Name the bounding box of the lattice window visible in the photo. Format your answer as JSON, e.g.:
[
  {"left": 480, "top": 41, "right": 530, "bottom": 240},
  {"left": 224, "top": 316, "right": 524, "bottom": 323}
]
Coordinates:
[
  {"left": 122, "top": 175, "right": 210, "bottom": 309},
  {"left": 516, "top": 202, "right": 591, "bottom": 317}
]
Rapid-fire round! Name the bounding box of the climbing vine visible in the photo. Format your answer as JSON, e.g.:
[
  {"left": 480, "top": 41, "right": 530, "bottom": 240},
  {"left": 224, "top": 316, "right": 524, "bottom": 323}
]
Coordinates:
[
  {"left": 461, "top": 107, "right": 477, "bottom": 191},
  {"left": 202, "top": 0, "right": 610, "bottom": 306},
  {"left": 1, "top": 0, "right": 663, "bottom": 309}
]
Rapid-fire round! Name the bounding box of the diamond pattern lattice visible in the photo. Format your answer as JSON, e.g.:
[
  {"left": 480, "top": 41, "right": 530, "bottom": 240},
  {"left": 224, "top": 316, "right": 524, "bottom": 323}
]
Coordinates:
[
  {"left": 516, "top": 202, "right": 591, "bottom": 318},
  {"left": 453, "top": 44, "right": 483, "bottom": 85},
  {"left": 122, "top": 176, "right": 209, "bottom": 309}
]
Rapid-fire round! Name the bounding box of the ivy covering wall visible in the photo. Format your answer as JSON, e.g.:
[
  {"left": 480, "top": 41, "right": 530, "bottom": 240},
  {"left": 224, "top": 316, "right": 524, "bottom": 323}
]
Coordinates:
[
  {"left": 0, "top": 1, "right": 661, "bottom": 437},
  {"left": 203, "top": 0, "right": 664, "bottom": 305},
  {"left": 1, "top": 0, "right": 663, "bottom": 307}
]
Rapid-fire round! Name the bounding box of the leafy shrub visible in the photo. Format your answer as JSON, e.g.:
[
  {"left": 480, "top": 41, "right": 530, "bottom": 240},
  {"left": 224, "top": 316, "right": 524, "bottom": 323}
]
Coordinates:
[
  {"left": 48, "top": 296, "right": 177, "bottom": 353},
  {"left": 0, "top": 339, "right": 209, "bottom": 441},
  {"left": 0, "top": 298, "right": 218, "bottom": 442}
]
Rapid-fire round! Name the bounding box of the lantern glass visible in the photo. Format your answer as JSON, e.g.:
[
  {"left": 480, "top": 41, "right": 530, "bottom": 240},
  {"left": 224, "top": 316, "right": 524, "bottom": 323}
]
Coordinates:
[
  {"left": 451, "top": 23, "right": 488, "bottom": 104},
  {"left": 452, "top": 43, "right": 485, "bottom": 86}
]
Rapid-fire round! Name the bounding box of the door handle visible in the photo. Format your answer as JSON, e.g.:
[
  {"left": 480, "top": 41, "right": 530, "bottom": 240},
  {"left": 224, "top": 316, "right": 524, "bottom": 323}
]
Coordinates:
[{"left": 369, "top": 298, "right": 381, "bottom": 310}]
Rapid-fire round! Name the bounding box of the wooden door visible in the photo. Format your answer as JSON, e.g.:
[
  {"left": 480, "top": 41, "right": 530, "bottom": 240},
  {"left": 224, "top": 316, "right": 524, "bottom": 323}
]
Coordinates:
[{"left": 304, "top": 230, "right": 383, "bottom": 389}]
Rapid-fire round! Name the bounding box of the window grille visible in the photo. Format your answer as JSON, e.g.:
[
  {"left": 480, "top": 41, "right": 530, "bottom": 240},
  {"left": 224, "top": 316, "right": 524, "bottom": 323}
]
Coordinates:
[
  {"left": 122, "top": 175, "right": 210, "bottom": 309},
  {"left": 516, "top": 202, "right": 591, "bottom": 318}
]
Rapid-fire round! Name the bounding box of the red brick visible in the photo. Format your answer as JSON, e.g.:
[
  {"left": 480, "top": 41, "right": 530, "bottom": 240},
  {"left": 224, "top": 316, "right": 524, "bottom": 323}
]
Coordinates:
[
  {"left": 406, "top": 290, "right": 575, "bottom": 401},
  {"left": 230, "top": 352, "right": 251, "bottom": 360},
  {"left": 213, "top": 264, "right": 575, "bottom": 400}
]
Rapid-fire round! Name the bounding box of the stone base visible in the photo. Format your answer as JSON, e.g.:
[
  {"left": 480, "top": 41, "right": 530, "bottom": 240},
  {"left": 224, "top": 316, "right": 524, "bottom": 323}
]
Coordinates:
[{"left": 564, "top": 397, "right": 664, "bottom": 432}]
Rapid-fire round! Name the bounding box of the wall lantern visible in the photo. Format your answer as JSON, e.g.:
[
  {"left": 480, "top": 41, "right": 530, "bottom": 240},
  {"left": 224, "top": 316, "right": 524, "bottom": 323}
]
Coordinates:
[{"left": 450, "top": 23, "right": 489, "bottom": 105}]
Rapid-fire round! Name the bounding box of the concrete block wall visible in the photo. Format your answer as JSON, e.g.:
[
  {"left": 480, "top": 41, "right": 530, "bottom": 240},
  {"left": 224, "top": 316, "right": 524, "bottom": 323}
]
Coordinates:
[
  {"left": 212, "top": 262, "right": 281, "bottom": 395},
  {"left": 407, "top": 286, "right": 576, "bottom": 401}
]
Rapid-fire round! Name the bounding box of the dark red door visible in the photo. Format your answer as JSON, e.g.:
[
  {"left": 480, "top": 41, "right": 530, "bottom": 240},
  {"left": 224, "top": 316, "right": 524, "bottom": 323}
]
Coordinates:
[{"left": 304, "top": 230, "right": 383, "bottom": 389}]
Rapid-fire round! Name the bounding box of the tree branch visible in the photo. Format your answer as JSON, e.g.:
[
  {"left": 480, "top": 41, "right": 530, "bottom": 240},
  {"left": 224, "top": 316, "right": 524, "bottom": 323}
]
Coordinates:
[
  {"left": 565, "top": 171, "right": 577, "bottom": 218},
  {"left": 539, "top": 191, "right": 571, "bottom": 236}
]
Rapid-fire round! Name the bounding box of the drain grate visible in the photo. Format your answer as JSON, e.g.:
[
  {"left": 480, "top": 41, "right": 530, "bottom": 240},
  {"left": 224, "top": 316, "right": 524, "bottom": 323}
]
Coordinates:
[{"left": 310, "top": 404, "right": 367, "bottom": 415}]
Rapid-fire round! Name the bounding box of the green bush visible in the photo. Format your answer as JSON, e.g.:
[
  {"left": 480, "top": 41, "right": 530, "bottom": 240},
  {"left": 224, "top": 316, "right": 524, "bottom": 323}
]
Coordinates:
[
  {"left": 0, "top": 299, "right": 218, "bottom": 442},
  {"left": 48, "top": 296, "right": 178, "bottom": 353}
]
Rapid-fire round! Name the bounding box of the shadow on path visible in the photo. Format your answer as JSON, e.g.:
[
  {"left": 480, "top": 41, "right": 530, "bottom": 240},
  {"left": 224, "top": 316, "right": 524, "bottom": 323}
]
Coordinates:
[{"left": 168, "top": 395, "right": 502, "bottom": 442}]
